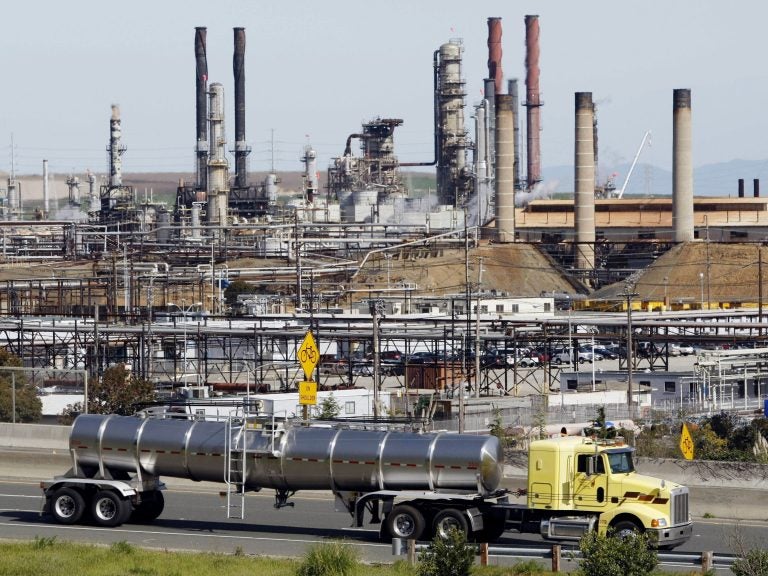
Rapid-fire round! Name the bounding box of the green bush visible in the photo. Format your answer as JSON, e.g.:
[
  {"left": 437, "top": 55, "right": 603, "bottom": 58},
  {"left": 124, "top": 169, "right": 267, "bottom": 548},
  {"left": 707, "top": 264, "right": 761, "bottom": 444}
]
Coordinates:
[
  {"left": 417, "top": 527, "right": 475, "bottom": 576},
  {"left": 577, "top": 529, "right": 657, "bottom": 576},
  {"left": 295, "top": 541, "right": 359, "bottom": 576},
  {"left": 731, "top": 548, "right": 768, "bottom": 576}
]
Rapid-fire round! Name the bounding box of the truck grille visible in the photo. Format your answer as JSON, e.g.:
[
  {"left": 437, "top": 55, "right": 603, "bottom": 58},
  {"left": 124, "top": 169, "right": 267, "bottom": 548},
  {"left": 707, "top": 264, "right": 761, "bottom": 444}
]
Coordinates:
[{"left": 671, "top": 488, "right": 689, "bottom": 526}]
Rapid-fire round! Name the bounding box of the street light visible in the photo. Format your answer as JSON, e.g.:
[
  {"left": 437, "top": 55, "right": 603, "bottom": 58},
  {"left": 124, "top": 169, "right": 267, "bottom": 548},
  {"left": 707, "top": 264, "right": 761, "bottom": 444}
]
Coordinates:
[
  {"left": 699, "top": 272, "right": 705, "bottom": 310},
  {"left": 167, "top": 300, "right": 202, "bottom": 384}
]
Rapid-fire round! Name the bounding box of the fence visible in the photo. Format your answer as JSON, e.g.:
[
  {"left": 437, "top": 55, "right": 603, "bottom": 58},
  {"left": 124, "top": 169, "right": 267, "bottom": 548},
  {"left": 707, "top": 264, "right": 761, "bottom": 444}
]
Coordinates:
[{"left": 392, "top": 539, "right": 736, "bottom": 574}]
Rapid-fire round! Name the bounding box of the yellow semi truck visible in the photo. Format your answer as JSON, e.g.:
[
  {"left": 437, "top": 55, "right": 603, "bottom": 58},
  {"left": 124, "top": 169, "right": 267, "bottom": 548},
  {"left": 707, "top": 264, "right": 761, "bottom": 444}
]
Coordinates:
[{"left": 506, "top": 435, "right": 693, "bottom": 547}]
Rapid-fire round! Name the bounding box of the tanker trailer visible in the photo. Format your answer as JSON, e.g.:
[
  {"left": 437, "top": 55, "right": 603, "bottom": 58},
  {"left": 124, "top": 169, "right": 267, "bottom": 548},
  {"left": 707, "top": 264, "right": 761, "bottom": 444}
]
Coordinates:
[{"left": 41, "top": 413, "right": 509, "bottom": 542}]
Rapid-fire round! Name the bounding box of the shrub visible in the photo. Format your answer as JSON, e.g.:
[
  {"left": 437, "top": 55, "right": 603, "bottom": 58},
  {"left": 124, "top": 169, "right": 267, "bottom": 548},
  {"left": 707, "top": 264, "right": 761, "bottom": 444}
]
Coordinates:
[
  {"left": 577, "top": 529, "right": 657, "bottom": 576},
  {"left": 295, "top": 541, "right": 359, "bottom": 576},
  {"left": 731, "top": 548, "right": 768, "bottom": 576},
  {"left": 417, "top": 527, "right": 475, "bottom": 576}
]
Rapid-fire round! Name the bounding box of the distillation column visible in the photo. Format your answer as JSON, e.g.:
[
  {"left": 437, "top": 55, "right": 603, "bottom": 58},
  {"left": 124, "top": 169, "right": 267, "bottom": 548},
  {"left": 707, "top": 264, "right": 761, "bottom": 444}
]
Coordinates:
[{"left": 207, "top": 83, "right": 229, "bottom": 227}]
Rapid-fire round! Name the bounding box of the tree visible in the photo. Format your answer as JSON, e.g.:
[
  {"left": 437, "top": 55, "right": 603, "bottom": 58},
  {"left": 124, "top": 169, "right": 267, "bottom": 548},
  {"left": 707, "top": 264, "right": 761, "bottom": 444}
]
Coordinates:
[
  {"left": 417, "top": 527, "right": 476, "bottom": 576},
  {"left": 577, "top": 529, "right": 658, "bottom": 576},
  {"left": 88, "top": 364, "right": 155, "bottom": 415},
  {"left": 317, "top": 393, "right": 341, "bottom": 420},
  {"left": 0, "top": 348, "right": 42, "bottom": 423}
]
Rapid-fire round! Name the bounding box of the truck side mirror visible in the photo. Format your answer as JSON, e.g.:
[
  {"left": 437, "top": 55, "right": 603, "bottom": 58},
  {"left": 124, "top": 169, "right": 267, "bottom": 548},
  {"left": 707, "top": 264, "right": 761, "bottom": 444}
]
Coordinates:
[{"left": 586, "top": 456, "right": 595, "bottom": 477}]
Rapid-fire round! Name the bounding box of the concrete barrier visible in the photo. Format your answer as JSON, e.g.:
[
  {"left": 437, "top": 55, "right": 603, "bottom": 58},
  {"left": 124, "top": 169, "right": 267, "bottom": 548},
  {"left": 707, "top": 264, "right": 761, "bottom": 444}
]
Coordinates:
[{"left": 0, "top": 423, "right": 69, "bottom": 450}]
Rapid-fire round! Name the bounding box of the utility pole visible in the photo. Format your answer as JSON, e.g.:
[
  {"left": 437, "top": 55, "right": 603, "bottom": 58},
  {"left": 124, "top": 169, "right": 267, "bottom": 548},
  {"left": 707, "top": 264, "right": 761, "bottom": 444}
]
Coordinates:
[
  {"left": 369, "top": 299, "right": 385, "bottom": 419},
  {"left": 295, "top": 210, "right": 302, "bottom": 311},
  {"left": 759, "top": 246, "right": 764, "bottom": 339},
  {"left": 624, "top": 286, "right": 639, "bottom": 418}
]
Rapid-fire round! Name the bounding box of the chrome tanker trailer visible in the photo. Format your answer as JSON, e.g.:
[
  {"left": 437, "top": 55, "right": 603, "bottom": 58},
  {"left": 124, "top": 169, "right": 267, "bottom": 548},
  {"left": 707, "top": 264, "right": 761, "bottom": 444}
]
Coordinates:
[{"left": 41, "top": 413, "right": 508, "bottom": 542}]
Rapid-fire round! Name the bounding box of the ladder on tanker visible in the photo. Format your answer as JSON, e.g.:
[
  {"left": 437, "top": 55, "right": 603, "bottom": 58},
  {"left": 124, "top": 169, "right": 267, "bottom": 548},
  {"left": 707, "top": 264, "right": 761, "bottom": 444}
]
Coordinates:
[{"left": 224, "top": 417, "right": 247, "bottom": 519}]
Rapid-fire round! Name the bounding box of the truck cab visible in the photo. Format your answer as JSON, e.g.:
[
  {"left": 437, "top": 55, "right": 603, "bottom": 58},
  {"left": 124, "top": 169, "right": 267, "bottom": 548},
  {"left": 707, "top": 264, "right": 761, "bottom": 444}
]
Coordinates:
[{"left": 524, "top": 436, "right": 692, "bottom": 547}]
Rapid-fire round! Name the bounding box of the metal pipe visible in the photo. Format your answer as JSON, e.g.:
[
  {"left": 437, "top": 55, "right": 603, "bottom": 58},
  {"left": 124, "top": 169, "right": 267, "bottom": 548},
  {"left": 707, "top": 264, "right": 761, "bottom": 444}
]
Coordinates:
[
  {"left": 233, "top": 27, "right": 250, "bottom": 188},
  {"left": 672, "top": 89, "right": 694, "bottom": 242},
  {"left": 487, "top": 17, "right": 503, "bottom": 95},
  {"left": 42, "top": 159, "right": 49, "bottom": 216},
  {"left": 574, "top": 92, "right": 595, "bottom": 278},
  {"left": 524, "top": 15, "right": 542, "bottom": 190},
  {"left": 195, "top": 27, "right": 209, "bottom": 190},
  {"left": 495, "top": 94, "right": 515, "bottom": 242},
  {"left": 400, "top": 50, "right": 439, "bottom": 168}
]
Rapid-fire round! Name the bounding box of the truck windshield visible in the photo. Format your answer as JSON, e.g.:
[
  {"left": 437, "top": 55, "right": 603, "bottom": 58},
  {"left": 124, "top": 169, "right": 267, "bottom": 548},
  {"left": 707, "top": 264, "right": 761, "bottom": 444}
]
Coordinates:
[{"left": 606, "top": 450, "right": 634, "bottom": 474}]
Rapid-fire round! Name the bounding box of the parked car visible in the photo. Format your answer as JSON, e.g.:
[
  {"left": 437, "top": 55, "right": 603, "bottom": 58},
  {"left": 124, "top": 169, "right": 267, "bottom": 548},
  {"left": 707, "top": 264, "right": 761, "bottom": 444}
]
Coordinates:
[
  {"left": 551, "top": 347, "right": 594, "bottom": 365},
  {"left": 578, "top": 345, "right": 605, "bottom": 361},
  {"left": 669, "top": 343, "right": 695, "bottom": 356},
  {"left": 591, "top": 345, "right": 618, "bottom": 360}
]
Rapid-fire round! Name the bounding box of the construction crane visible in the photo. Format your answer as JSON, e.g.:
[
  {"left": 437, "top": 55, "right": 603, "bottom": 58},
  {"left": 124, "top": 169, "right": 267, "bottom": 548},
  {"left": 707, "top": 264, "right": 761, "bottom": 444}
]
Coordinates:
[{"left": 616, "top": 130, "right": 652, "bottom": 198}]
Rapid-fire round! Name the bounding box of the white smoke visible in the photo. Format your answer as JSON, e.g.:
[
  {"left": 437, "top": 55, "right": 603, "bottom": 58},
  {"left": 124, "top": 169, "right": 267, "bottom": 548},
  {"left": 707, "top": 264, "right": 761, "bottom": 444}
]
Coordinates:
[{"left": 515, "top": 180, "right": 559, "bottom": 207}]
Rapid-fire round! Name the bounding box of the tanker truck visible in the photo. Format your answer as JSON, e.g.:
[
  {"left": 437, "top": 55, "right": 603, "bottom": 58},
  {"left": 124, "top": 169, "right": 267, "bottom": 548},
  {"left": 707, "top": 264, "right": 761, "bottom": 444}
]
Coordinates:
[{"left": 40, "top": 413, "right": 692, "bottom": 547}]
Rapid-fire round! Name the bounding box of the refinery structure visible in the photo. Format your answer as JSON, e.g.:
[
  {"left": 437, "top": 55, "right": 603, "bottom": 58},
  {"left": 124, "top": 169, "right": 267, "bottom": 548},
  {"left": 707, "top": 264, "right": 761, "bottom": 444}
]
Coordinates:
[{"left": 3, "top": 16, "right": 768, "bottom": 411}]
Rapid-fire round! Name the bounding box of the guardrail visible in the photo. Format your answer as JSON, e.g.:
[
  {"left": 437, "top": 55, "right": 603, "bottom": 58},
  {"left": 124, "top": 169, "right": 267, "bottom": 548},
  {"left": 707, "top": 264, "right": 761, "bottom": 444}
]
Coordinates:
[{"left": 392, "top": 539, "right": 736, "bottom": 574}]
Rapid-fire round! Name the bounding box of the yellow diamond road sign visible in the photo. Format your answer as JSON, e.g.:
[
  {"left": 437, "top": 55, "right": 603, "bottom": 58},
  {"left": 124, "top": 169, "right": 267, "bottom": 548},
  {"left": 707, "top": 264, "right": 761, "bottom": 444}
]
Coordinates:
[
  {"left": 299, "top": 381, "right": 317, "bottom": 405},
  {"left": 679, "top": 422, "right": 694, "bottom": 460},
  {"left": 298, "top": 330, "right": 319, "bottom": 380}
]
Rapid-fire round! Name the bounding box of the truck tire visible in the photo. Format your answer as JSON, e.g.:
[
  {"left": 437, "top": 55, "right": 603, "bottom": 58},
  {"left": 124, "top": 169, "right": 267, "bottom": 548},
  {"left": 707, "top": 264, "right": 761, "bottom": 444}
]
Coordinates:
[
  {"left": 51, "top": 487, "right": 86, "bottom": 525},
  {"left": 611, "top": 519, "right": 643, "bottom": 539},
  {"left": 386, "top": 504, "right": 426, "bottom": 540},
  {"left": 474, "top": 513, "right": 507, "bottom": 542},
  {"left": 433, "top": 509, "right": 468, "bottom": 540},
  {"left": 131, "top": 491, "right": 165, "bottom": 523},
  {"left": 91, "top": 490, "right": 131, "bottom": 527}
]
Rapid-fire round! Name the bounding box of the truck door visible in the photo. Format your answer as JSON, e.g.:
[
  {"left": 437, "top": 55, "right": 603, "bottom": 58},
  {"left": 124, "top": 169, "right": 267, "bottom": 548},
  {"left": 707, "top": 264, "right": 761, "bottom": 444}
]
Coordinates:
[{"left": 574, "top": 453, "right": 608, "bottom": 509}]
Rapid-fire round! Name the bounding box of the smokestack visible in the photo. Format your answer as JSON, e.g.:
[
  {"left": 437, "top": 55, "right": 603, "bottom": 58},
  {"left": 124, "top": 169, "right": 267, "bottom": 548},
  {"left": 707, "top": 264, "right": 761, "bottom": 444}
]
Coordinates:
[
  {"left": 495, "top": 94, "right": 515, "bottom": 242},
  {"left": 524, "top": 15, "right": 542, "bottom": 190},
  {"left": 508, "top": 79, "right": 521, "bottom": 190},
  {"left": 574, "top": 92, "right": 596, "bottom": 277},
  {"left": 738, "top": 178, "right": 745, "bottom": 198},
  {"left": 195, "top": 27, "right": 209, "bottom": 190},
  {"left": 672, "top": 89, "right": 693, "bottom": 242},
  {"left": 233, "top": 27, "right": 250, "bottom": 188},
  {"left": 108, "top": 104, "right": 125, "bottom": 188},
  {"left": 755, "top": 178, "right": 760, "bottom": 198},
  {"left": 42, "top": 159, "right": 49, "bottom": 216},
  {"left": 487, "top": 17, "right": 503, "bottom": 95}
]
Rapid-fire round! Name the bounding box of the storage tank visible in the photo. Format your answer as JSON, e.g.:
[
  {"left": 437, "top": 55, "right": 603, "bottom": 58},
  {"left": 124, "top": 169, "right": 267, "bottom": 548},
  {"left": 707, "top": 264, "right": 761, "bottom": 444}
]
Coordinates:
[{"left": 69, "top": 414, "right": 503, "bottom": 494}]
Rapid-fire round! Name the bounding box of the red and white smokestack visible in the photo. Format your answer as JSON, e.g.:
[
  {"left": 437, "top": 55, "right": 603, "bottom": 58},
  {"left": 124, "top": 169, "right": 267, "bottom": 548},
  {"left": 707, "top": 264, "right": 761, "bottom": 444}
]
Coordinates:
[
  {"left": 42, "top": 159, "right": 49, "bottom": 216},
  {"left": 487, "top": 17, "right": 503, "bottom": 95},
  {"left": 495, "top": 94, "right": 515, "bottom": 242},
  {"left": 525, "top": 15, "right": 542, "bottom": 190},
  {"left": 195, "top": 27, "right": 209, "bottom": 190},
  {"left": 574, "top": 92, "right": 596, "bottom": 277},
  {"left": 672, "top": 89, "right": 693, "bottom": 242},
  {"left": 233, "top": 27, "right": 250, "bottom": 188}
]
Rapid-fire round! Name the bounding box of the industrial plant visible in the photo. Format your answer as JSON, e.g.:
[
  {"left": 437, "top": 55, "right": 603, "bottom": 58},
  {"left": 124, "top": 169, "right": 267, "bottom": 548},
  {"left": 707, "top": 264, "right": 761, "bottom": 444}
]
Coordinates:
[{"left": 2, "top": 16, "right": 768, "bottom": 424}]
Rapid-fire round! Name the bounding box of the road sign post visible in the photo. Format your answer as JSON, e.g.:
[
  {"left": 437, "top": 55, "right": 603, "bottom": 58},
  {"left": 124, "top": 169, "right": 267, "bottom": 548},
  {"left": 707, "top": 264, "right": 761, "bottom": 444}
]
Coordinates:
[
  {"left": 297, "top": 331, "right": 319, "bottom": 420},
  {"left": 679, "top": 422, "right": 694, "bottom": 460}
]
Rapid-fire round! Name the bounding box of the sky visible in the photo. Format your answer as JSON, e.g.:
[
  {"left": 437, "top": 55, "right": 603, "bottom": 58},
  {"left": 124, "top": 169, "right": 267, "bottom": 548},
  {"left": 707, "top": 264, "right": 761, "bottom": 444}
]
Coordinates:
[{"left": 3, "top": 1, "right": 768, "bottom": 184}]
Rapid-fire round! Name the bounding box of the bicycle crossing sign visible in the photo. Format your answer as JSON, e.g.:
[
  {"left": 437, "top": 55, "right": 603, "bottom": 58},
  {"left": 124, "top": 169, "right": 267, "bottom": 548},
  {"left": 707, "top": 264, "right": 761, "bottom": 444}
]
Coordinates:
[
  {"left": 679, "top": 422, "right": 694, "bottom": 460},
  {"left": 298, "top": 330, "right": 319, "bottom": 380}
]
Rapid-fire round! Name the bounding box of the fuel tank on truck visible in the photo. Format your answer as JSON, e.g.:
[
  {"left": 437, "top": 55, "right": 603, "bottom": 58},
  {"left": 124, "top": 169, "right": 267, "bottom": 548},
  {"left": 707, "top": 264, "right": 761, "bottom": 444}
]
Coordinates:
[{"left": 68, "top": 414, "right": 503, "bottom": 494}]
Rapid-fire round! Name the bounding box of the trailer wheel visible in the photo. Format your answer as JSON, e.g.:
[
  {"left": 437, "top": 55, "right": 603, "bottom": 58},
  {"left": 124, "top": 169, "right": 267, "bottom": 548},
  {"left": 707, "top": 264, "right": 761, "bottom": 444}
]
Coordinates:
[
  {"left": 474, "top": 512, "right": 507, "bottom": 542},
  {"left": 91, "top": 490, "right": 131, "bottom": 527},
  {"left": 386, "top": 504, "right": 426, "bottom": 540},
  {"left": 131, "top": 491, "right": 165, "bottom": 523},
  {"left": 433, "top": 509, "right": 468, "bottom": 540},
  {"left": 611, "top": 519, "right": 643, "bottom": 539},
  {"left": 51, "top": 487, "right": 86, "bottom": 525}
]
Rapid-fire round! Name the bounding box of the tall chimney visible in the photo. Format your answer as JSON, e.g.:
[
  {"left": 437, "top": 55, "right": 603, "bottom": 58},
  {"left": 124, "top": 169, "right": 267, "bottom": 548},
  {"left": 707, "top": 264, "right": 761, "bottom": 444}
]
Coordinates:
[
  {"left": 738, "top": 178, "right": 744, "bottom": 198},
  {"left": 524, "top": 15, "right": 542, "bottom": 190},
  {"left": 495, "top": 94, "right": 515, "bottom": 242},
  {"left": 754, "top": 178, "right": 760, "bottom": 198},
  {"left": 508, "top": 79, "right": 521, "bottom": 190},
  {"left": 42, "top": 159, "right": 49, "bottom": 216},
  {"left": 233, "top": 27, "right": 250, "bottom": 188},
  {"left": 672, "top": 89, "right": 694, "bottom": 242},
  {"left": 195, "top": 27, "right": 209, "bottom": 190},
  {"left": 574, "top": 92, "right": 596, "bottom": 277},
  {"left": 487, "top": 17, "right": 503, "bottom": 95},
  {"left": 484, "top": 79, "right": 496, "bottom": 181}
]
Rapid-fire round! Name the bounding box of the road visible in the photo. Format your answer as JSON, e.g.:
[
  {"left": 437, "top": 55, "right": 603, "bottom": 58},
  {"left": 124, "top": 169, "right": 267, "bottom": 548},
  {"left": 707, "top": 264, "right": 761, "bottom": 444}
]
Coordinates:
[{"left": 1, "top": 479, "right": 765, "bottom": 568}]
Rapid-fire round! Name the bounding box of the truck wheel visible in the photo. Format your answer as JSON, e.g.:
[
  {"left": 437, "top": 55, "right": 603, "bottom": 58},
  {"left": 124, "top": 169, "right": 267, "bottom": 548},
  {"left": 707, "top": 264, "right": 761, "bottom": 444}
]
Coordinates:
[
  {"left": 51, "top": 487, "right": 86, "bottom": 525},
  {"left": 131, "top": 491, "right": 165, "bottom": 522},
  {"left": 611, "top": 520, "right": 643, "bottom": 539},
  {"left": 475, "top": 513, "right": 507, "bottom": 542},
  {"left": 433, "top": 509, "right": 468, "bottom": 540},
  {"left": 91, "top": 490, "right": 131, "bottom": 527},
  {"left": 386, "top": 504, "right": 426, "bottom": 540}
]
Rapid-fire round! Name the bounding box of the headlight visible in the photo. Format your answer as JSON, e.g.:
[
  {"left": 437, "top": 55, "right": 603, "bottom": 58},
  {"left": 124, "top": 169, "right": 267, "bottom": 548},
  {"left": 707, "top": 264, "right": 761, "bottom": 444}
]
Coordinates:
[{"left": 650, "top": 518, "right": 668, "bottom": 528}]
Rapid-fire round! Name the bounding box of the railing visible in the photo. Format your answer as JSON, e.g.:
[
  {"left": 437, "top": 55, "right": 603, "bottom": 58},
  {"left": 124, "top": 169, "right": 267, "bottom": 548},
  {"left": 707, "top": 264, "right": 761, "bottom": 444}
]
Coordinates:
[{"left": 392, "top": 539, "right": 736, "bottom": 574}]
